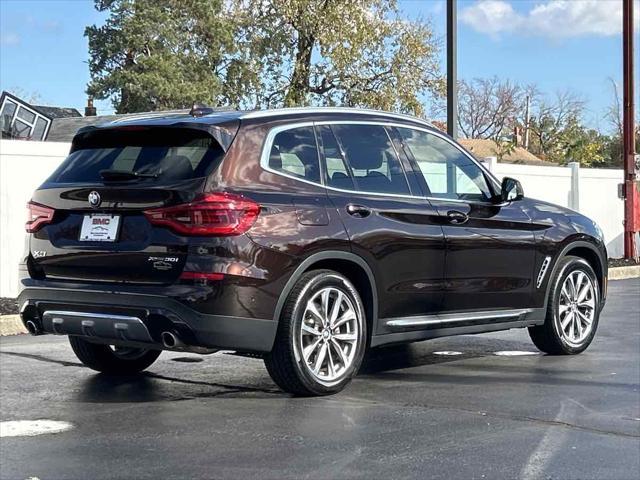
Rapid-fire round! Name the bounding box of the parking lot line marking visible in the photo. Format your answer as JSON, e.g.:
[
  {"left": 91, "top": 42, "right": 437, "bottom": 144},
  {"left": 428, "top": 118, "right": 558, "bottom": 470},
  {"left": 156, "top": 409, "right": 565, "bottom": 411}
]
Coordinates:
[
  {"left": 494, "top": 351, "right": 540, "bottom": 356},
  {"left": 0, "top": 420, "right": 73, "bottom": 438}
]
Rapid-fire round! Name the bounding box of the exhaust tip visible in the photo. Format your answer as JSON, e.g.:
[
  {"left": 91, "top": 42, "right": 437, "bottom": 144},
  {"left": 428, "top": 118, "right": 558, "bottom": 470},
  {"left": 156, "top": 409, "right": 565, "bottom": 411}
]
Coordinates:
[
  {"left": 25, "top": 320, "right": 40, "bottom": 336},
  {"left": 161, "top": 331, "right": 178, "bottom": 348}
]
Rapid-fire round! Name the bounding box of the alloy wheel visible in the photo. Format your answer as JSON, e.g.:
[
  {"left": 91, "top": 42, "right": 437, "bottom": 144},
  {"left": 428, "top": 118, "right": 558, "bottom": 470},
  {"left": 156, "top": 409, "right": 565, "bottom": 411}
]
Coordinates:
[
  {"left": 298, "top": 287, "right": 361, "bottom": 385},
  {"left": 557, "top": 270, "right": 596, "bottom": 347}
]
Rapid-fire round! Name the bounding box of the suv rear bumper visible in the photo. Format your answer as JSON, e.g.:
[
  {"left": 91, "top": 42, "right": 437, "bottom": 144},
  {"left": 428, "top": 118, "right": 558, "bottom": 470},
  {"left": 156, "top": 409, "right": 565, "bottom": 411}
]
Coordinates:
[{"left": 18, "top": 287, "right": 278, "bottom": 353}]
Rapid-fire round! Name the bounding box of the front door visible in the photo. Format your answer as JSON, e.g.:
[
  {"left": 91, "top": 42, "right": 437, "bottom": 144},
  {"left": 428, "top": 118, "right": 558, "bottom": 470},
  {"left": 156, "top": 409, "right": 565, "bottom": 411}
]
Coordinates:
[
  {"left": 395, "top": 126, "right": 536, "bottom": 312},
  {"left": 316, "top": 123, "right": 446, "bottom": 329}
]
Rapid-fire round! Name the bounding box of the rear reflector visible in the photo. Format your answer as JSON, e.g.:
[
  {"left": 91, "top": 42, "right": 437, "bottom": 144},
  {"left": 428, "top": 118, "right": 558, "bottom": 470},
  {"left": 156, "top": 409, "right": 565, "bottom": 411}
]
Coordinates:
[
  {"left": 26, "top": 202, "right": 55, "bottom": 233},
  {"left": 144, "top": 193, "right": 260, "bottom": 236},
  {"left": 180, "top": 272, "right": 225, "bottom": 281}
]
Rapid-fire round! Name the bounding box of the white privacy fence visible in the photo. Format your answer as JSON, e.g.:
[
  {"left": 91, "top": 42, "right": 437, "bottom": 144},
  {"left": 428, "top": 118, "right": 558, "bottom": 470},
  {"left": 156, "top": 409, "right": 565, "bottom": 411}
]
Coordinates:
[
  {"left": 0, "top": 139, "right": 629, "bottom": 297},
  {"left": 486, "top": 158, "right": 626, "bottom": 260},
  {"left": 0, "top": 140, "right": 71, "bottom": 298}
]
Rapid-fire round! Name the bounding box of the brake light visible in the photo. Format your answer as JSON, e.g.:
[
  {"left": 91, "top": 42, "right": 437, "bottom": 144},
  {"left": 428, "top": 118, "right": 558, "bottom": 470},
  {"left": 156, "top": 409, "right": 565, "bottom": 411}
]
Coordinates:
[
  {"left": 144, "top": 193, "right": 260, "bottom": 236},
  {"left": 26, "top": 202, "right": 55, "bottom": 233}
]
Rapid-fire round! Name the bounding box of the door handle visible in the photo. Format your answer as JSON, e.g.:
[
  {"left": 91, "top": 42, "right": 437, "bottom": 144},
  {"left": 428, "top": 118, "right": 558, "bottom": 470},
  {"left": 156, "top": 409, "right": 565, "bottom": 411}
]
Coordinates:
[
  {"left": 447, "top": 210, "right": 469, "bottom": 225},
  {"left": 346, "top": 204, "right": 371, "bottom": 218}
]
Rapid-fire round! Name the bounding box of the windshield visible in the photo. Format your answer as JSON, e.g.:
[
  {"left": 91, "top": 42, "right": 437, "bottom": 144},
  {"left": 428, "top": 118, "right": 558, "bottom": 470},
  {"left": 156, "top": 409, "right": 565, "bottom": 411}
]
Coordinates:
[{"left": 48, "top": 128, "right": 225, "bottom": 183}]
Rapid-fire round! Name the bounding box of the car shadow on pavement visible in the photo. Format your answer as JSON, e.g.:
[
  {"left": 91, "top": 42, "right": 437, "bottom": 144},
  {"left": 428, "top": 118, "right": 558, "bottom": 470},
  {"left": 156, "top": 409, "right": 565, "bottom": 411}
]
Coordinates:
[
  {"left": 359, "top": 344, "right": 473, "bottom": 375},
  {"left": 72, "top": 372, "right": 285, "bottom": 403}
]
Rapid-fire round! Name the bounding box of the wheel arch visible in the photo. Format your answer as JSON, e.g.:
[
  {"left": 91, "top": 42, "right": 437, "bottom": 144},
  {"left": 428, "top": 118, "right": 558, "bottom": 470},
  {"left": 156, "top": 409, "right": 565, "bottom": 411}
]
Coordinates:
[
  {"left": 544, "top": 240, "right": 607, "bottom": 311},
  {"left": 273, "top": 251, "right": 378, "bottom": 337}
]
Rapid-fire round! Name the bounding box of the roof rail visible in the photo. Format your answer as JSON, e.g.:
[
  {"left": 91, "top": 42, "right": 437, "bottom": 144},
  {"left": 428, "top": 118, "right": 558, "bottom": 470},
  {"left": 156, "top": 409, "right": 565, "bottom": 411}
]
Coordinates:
[
  {"left": 238, "top": 107, "right": 432, "bottom": 127},
  {"left": 109, "top": 110, "right": 189, "bottom": 124}
]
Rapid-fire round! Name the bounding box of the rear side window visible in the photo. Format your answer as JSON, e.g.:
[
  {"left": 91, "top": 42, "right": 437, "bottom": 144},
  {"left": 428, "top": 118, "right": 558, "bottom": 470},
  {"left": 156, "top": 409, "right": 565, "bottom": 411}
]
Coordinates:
[
  {"left": 330, "top": 124, "right": 410, "bottom": 195},
  {"left": 268, "top": 126, "right": 320, "bottom": 183},
  {"left": 49, "top": 128, "right": 224, "bottom": 184},
  {"left": 318, "top": 125, "right": 354, "bottom": 190}
]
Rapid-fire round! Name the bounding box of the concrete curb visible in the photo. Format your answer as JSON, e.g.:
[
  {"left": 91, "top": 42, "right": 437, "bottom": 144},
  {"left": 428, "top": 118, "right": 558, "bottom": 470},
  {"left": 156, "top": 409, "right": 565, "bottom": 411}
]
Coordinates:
[
  {"left": 609, "top": 265, "right": 640, "bottom": 280},
  {"left": 0, "top": 315, "right": 26, "bottom": 336}
]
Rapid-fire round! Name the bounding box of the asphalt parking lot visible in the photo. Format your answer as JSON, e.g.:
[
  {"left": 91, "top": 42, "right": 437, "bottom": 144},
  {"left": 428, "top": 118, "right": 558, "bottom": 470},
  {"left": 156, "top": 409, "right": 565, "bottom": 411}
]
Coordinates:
[{"left": 1, "top": 278, "right": 638, "bottom": 480}]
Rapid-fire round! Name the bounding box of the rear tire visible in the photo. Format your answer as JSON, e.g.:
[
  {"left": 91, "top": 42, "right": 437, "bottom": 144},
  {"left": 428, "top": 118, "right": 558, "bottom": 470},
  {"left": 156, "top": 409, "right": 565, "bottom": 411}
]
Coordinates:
[
  {"left": 69, "top": 336, "right": 161, "bottom": 374},
  {"left": 264, "top": 269, "right": 367, "bottom": 396},
  {"left": 528, "top": 256, "right": 600, "bottom": 355}
]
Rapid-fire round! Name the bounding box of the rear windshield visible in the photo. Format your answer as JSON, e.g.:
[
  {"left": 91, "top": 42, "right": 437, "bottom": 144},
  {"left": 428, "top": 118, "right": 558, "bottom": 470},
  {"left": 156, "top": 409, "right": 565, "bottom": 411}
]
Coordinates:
[{"left": 48, "top": 128, "right": 224, "bottom": 183}]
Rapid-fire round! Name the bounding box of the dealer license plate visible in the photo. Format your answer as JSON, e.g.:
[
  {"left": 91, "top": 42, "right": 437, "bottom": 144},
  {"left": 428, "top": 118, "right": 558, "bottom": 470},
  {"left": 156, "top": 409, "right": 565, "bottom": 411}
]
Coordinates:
[{"left": 79, "top": 214, "right": 120, "bottom": 242}]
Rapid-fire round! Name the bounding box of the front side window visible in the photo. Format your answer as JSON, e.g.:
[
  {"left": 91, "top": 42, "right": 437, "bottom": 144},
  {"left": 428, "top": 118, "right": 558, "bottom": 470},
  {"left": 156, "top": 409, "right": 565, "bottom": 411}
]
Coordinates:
[
  {"left": 398, "top": 128, "right": 493, "bottom": 202},
  {"left": 268, "top": 126, "right": 320, "bottom": 183},
  {"left": 330, "top": 124, "right": 410, "bottom": 195}
]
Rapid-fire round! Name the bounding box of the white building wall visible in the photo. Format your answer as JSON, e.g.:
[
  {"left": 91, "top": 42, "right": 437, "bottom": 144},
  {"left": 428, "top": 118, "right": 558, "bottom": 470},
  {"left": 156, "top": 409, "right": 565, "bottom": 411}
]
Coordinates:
[{"left": 0, "top": 139, "right": 629, "bottom": 297}]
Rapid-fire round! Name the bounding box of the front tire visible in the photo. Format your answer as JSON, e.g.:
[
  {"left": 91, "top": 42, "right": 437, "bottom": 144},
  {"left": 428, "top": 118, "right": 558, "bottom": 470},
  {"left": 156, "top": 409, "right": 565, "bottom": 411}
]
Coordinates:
[
  {"left": 264, "top": 269, "right": 368, "bottom": 396},
  {"left": 529, "top": 256, "right": 600, "bottom": 355},
  {"left": 69, "top": 336, "right": 161, "bottom": 374}
]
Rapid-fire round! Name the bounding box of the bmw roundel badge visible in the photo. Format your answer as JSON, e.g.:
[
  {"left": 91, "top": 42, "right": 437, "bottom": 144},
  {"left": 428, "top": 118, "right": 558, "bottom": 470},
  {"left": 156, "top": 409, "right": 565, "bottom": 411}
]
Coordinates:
[{"left": 88, "top": 191, "right": 101, "bottom": 208}]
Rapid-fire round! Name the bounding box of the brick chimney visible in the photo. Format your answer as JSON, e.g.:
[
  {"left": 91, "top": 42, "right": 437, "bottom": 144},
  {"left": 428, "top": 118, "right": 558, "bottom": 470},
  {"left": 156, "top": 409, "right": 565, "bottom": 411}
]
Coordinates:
[{"left": 85, "top": 96, "right": 97, "bottom": 117}]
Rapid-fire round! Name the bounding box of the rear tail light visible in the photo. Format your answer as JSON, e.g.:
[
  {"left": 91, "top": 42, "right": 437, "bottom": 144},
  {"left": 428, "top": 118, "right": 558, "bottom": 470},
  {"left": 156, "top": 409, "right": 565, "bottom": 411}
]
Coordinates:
[
  {"left": 144, "top": 193, "right": 260, "bottom": 236},
  {"left": 26, "top": 202, "right": 55, "bottom": 233}
]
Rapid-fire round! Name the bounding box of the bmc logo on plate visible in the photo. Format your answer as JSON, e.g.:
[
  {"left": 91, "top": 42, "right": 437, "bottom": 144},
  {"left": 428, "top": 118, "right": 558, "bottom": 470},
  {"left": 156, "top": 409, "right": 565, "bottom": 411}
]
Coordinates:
[{"left": 92, "top": 218, "right": 110, "bottom": 225}]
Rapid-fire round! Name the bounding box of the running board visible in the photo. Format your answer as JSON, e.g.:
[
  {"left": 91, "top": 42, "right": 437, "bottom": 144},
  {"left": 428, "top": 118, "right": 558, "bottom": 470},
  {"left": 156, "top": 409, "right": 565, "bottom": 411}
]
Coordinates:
[{"left": 384, "top": 309, "right": 534, "bottom": 331}]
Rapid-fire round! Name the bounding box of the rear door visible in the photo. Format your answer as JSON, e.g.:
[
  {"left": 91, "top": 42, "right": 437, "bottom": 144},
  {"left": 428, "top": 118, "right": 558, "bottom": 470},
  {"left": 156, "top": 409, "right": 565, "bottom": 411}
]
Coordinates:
[
  {"left": 28, "top": 126, "right": 226, "bottom": 284},
  {"left": 396, "top": 126, "right": 536, "bottom": 312},
  {"left": 317, "top": 122, "right": 445, "bottom": 329}
]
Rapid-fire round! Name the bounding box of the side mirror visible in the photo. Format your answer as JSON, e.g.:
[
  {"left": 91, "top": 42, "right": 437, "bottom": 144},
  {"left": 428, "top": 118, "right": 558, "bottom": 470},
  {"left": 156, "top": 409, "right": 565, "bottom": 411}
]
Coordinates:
[{"left": 501, "top": 177, "right": 524, "bottom": 202}]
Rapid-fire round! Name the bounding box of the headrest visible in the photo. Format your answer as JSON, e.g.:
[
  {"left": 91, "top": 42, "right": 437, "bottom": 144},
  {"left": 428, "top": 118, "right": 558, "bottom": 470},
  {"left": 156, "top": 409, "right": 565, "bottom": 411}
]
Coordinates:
[
  {"left": 160, "top": 155, "right": 193, "bottom": 178},
  {"left": 343, "top": 142, "right": 385, "bottom": 170}
]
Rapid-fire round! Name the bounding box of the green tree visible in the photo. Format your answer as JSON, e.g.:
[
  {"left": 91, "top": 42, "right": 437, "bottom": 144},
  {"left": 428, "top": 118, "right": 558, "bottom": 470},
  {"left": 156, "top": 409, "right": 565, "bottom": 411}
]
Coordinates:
[
  {"left": 87, "top": 0, "right": 443, "bottom": 115},
  {"left": 85, "top": 0, "right": 236, "bottom": 113},
  {"left": 564, "top": 127, "right": 606, "bottom": 167},
  {"left": 233, "top": 0, "right": 443, "bottom": 115},
  {"left": 527, "top": 91, "right": 585, "bottom": 163}
]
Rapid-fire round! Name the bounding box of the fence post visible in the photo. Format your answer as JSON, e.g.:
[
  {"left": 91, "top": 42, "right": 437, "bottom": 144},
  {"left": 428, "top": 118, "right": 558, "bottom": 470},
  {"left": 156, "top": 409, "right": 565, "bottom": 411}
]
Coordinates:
[
  {"left": 568, "top": 161, "right": 580, "bottom": 211},
  {"left": 484, "top": 156, "right": 497, "bottom": 172}
]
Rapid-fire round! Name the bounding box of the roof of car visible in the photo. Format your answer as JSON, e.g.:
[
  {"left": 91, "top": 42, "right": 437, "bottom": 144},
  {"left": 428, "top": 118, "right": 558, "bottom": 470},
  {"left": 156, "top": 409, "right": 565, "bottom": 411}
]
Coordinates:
[{"left": 50, "top": 107, "right": 435, "bottom": 143}]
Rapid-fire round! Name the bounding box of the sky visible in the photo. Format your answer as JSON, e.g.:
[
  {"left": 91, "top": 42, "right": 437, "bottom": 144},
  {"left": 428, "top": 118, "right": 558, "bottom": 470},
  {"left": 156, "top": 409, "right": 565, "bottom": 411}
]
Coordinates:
[{"left": 0, "top": 0, "right": 638, "bottom": 131}]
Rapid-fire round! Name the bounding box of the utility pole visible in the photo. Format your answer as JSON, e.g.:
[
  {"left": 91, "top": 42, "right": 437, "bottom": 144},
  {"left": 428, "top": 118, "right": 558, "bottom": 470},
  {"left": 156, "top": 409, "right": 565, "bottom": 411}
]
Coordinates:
[
  {"left": 447, "top": 0, "right": 458, "bottom": 140},
  {"left": 623, "top": 0, "right": 638, "bottom": 260},
  {"left": 524, "top": 95, "right": 530, "bottom": 150}
]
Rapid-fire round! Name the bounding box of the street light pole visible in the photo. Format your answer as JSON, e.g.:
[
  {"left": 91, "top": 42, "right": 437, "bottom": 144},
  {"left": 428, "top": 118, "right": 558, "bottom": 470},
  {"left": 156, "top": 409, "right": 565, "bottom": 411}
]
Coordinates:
[
  {"left": 622, "top": 0, "right": 638, "bottom": 260},
  {"left": 447, "top": 0, "right": 458, "bottom": 140}
]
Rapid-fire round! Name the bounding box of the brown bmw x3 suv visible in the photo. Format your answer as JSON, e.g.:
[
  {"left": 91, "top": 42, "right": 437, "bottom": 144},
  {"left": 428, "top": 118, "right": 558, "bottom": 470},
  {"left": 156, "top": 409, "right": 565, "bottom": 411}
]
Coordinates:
[{"left": 19, "top": 107, "right": 607, "bottom": 395}]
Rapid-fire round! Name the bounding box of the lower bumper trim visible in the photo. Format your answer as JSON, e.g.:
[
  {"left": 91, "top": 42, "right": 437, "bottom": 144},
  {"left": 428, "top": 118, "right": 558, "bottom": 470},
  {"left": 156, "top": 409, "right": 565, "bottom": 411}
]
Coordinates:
[{"left": 42, "top": 310, "right": 154, "bottom": 343}]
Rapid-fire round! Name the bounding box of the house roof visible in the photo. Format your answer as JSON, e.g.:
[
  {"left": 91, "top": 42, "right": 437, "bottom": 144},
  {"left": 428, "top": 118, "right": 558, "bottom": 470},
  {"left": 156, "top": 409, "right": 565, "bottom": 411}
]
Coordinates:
[
  {"left": 33, "top": 105, "right": 82, "bottom": 119},
  {"left": 458, "top": 138, "right": 553, "bottom": 166}
]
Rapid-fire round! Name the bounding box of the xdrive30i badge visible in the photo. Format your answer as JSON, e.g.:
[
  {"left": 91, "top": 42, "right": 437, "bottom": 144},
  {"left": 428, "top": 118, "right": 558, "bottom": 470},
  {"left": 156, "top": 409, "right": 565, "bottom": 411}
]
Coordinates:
[{"left": 88, "top": 191, "right": 101, "bottom": 208}]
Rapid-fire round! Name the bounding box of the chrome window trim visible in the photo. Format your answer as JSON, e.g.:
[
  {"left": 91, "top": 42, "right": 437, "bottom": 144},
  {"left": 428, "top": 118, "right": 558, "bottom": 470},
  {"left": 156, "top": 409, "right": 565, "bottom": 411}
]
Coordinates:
[{"left": 259, "top": 119, "right": 502, "bottom": 203}]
